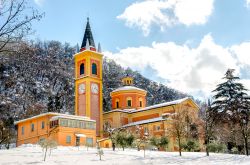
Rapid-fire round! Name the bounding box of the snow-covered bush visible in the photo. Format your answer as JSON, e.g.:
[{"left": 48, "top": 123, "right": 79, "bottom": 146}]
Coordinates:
[
  {"left": 182, "top": 140, "right": 200, "bottom": 152},
  {"left": 207, "top": 142, "right": 226, "bottom": 153},
  {"left": 231, "top": 147, "right": 239, "bottom": 154},
  {"left": 150, "top": 136, "right": 169, "bottom": 151}
]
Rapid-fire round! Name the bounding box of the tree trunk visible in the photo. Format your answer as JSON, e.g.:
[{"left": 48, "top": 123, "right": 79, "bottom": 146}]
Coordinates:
[
  {"left": 144, "top": 147, "right": 146, "bottom": 158},
  {"left": 178, "top": 138, "right": 182, "bottom": 156},
  {"left": 205, "top": 138, "right": 209, "bottom": 156},
  {"left": 244, "top": 136, "right": 249, "bottom": 156},
  {"left": 122, "top": 146, "right": 124, "bottom": 151},
  {"left": 112, "top": 142, "right": 115, "bottom": 151},
  {"left": 44, "top": 146, "right": 48, "bottom": 161},
  {"left": 206, "top": 144, "right": 209, "bottom": 156}
]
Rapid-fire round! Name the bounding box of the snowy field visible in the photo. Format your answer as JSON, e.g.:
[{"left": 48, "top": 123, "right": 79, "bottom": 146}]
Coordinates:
[{"left": 0, "top": 145, "right": 250, "bottom": 165}]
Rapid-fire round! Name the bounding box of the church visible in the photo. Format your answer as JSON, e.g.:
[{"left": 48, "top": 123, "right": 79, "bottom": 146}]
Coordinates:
[{"left": 15, "top": 18, "right": 199, "bottom": 151}]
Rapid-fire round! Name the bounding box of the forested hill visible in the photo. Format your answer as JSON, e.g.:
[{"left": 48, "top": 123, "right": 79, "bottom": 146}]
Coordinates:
[
  {"left": 103, "top": 58, "right": 189, "bottom": 111},
  {"left": 0, "top": 41, "right": 188, "bottom": 121}
]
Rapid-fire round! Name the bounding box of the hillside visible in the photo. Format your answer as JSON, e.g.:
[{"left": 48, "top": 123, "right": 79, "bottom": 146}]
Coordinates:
[{"left": 0, "top": 41, "right": 188, "bottom": 122}]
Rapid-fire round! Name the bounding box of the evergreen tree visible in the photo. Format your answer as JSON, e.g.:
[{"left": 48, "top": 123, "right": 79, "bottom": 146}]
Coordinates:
[
  {"left": 47, "top": 96, "right": 54, "bottom": 112},
  {"left": 212, "top": 69, "right": 250, "bottom": 155},
  {"left": 150, "top": 136, "right": 169, "bottom": 150}
]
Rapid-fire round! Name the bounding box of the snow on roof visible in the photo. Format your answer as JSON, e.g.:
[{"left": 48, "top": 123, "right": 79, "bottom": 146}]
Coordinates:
[
  {"left": 122, "top": 117, "right": 167, "bottom": 128},
  {"left": 73, "top": 49, "right": 103, "bottom": 57},
  {"left": 103, "top": 97, "right": 198, "bottom": 114},
  {"left": 14, "top": 112, "right": 93, "bottom": 125},
  {"left": 50, "top": 115, "right": 95, "bottom": 122},
  {"left": 103, "top": 109, "right": 135, "bottom": 114},
  {"left": 130, "top": 97, "right": 192, "bottom": 113},
  {"left": 112, "top": 86, "right": 146, "bottom": 93}
]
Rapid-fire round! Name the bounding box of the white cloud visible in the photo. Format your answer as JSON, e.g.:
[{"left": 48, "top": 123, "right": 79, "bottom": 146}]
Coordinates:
[
  {"left": 117, "top": 0, "right": 214, "bottom": 36},
  {"left": 174, "top": 0, "right": 214, "bottom": 26},
  {"left": 34, "top": 0, "right": 44, "bottom": 6},
  {"left": 105, "top": 34, "right": 250, "bottom": 99},
  {"left": 246, "top": 0, "right": 250, "bottom": 8}
]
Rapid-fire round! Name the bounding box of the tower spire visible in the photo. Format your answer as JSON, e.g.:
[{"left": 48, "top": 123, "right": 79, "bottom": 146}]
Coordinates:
[
  {"left": 97, "top": 42, "right": 102, "bottom": 53},
  {"left": 80, "top": 17, "right": 96, "bottom": 52}
]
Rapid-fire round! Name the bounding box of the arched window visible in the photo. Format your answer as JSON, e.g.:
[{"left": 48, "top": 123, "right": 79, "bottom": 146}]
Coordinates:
[
  {"left": 127, "top": 100, "right": 132, "bottom": 107},
  {"left": 92, "top": 63, "right": 97, "bottom": 75},
  {"left": 139, "top": 98, "right": 143, "bottom": 107},
  {"left": 127, "top": 97, "right": 132, "bottom": 107},
  {"left": 115, "top": 98, "right": 120, "bottom": 108},
  {"left": 116, "top": 101, "right": 119, "bottom": 108},
  {"left": 80, "top": 63, "right": 84, "bottom": 75}
]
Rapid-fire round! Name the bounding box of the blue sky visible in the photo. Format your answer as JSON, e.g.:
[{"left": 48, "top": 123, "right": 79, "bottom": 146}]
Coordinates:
[{"left": 30, "top": 0, "right": 250, "bottom": 99}]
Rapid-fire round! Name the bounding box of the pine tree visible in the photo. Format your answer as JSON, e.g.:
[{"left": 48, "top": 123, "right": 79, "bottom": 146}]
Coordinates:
[
  {"left": 47, "top": 96, "right": 54, "bottom": 112},
  {"left": 212, "top": 69, "right": 250, "bottom": 155}
]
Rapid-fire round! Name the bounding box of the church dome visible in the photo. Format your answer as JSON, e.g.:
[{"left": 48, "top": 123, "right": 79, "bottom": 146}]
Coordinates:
[
  {"left": 110, "top": 77, "right": 147, "bottom": 110},
  {"left": 112, "top": 86, "right": 146, "bottom": 93}
]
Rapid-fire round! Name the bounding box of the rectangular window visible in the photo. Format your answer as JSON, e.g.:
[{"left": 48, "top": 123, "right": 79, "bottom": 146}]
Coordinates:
[
  {"left": 31, "top": 123, "right": 34, "bottom": 132},
  {"left": 60, "top": 119, "right": 68, "bottom": 127},
  {"left": 72, "top": 120, "right": 77, "bottom": 128},
  {"left": 79, "top": 121, "right": 85, "bottom": 129},
  {"left": 50, "top": 120, "right": 59, "bottom": 128},
  {"left": 21, "top": 126, "right": 24, "bottom": 135},
  {"left": 116, "top": 101, "right": 119, "bottom": 108},
  {"left": 66, "top": 136, "right": 71, "bottom": 144},
  {"left": 68, "top": 120, "right": 73, "bottom": 127},
  {"left": 86, "top": 122, "right": 90, "bottom": 129},
  {"left": 140, "top": 101, "right": 142, "bottom": 107},
  {"left": 39, "top": 138, "right": 45, "bottom": 143},
  {"left": 41, "top": 121, "right": 45, "bottom": 129},
  {"left": 86, "top": 137, "right": 93, "bottom": 147},
  {"left": 156, "top": 126, "right": 161, "bottom": 131},
  {"left": 127, "top": 100, "right": 132, "bottom": 107},
  {"left": 144, "top": 127, "right": 148, "bottom": 133}
]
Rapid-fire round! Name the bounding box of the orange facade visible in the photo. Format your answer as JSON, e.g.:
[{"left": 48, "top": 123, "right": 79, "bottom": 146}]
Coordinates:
[
  {"left": 74, "top": 50, "right": 103, "bottom": 137},
  {"left": 15, "top": 113, "right": 96, "bottom": 147},
  {"left": 111, "top": 90, "right": 147, "bottom": 110},
  {"left": 103, "top": 98, "right": 200, "bottom": 151}
]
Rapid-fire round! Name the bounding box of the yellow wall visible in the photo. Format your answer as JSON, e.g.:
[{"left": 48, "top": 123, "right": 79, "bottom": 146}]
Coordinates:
[
  {"left": 16, "top": 114, "right": 96, "bottom": 147},
  {"left": 16, "top": 114, "right": 54, "bottom": 146},
  {"left": 55, "top": 127, "right": 96, "bottom": 146},
  {"left": 103, "top": 98, "right": 200, "bottom": 151},
  {"left": 110, "top": 90, "right": 147, "bottom": 110},
  {"left": 74, "top": 50, "right": 103, "bottom": 137}
]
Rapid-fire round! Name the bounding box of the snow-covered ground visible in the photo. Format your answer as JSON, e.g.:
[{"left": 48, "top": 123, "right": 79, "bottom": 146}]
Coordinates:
[{"left": 0, "top": 145, "right": 250, "bottom": 165}]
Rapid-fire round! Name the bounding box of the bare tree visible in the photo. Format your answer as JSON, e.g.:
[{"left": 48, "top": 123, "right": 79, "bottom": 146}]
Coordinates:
[
  {"left": 38, "top": 139, "right": 57, "bottom": 161},
  {"left": 0, "top": 0, "right": 43, "bottom": 53},
  {"left": 103, "top": 121, "right": 122, "bottom": 151},
  {"left": 168, "top": 108, "right": 191, "bottom": 156}
]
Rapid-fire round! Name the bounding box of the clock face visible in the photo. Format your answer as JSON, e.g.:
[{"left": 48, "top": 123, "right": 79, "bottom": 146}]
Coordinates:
[
  {"left": 78, "top": 84, "right": 85, "bottom": 94},
  {"left": 91, "top": 83, "right": 99, "bottom": 94}
]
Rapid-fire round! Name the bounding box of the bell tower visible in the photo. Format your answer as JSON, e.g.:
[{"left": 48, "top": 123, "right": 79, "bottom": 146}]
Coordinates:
[{"left": 74, "top": 18, "right": 103, "bottom": 137}]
